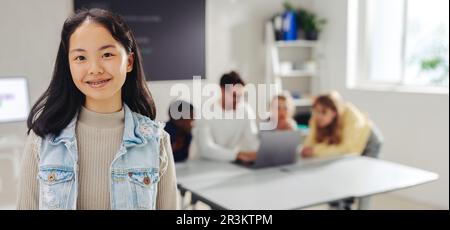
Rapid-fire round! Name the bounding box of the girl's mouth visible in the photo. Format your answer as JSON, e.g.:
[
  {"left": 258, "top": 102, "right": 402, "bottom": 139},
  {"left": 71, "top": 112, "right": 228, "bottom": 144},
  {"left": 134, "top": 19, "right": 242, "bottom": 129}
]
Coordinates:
[{"left": 86, "top": 78, "right": 111, "bottom": 88}]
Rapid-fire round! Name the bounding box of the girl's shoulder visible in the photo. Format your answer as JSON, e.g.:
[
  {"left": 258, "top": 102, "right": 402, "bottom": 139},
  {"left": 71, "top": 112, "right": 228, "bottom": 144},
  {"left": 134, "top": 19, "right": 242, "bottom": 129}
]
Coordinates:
[
  {"left": 133, "top": 112, "right": 160, "bottom": 127},
  {"left": 343, "top": 103, "right": 368, "bottom": 122},
  {"left": 132, "top": 111, "right": 167, "bottom": 139}
]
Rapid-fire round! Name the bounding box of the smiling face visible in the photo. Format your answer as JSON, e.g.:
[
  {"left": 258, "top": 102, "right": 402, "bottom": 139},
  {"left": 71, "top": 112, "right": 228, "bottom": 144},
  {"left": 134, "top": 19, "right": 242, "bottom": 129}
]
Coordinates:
[{"left": 68, "top": 20, "right": 134, "bottom": 107}]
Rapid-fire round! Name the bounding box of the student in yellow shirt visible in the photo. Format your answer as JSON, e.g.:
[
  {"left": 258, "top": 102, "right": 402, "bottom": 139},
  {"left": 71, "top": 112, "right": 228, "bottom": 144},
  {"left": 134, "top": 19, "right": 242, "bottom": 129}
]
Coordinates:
[
  {"left": 301, "top": 91, "right": 383, "bottom": 210},
  {"left": 301, "top": 91, "right": 383, "bottom": 159}
]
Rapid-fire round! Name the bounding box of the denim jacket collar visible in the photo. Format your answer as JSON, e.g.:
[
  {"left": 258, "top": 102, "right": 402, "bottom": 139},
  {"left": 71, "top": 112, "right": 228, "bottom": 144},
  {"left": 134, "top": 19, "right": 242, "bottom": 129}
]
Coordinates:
[
  {"left": 49, "top": 104, "right": 152, "bottom": 147},
  {"left": 123, "top": 104, "right": 146, "bottom": 147},
  {"left": 49, "top": 115, "right": 77, "bottom": 145}
]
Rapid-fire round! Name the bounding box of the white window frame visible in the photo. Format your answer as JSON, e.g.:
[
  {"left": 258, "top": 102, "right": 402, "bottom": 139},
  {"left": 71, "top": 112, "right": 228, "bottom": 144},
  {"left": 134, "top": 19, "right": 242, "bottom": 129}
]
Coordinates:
[{"left": 347, "top": 0, "right": 449, "bottom": 94}]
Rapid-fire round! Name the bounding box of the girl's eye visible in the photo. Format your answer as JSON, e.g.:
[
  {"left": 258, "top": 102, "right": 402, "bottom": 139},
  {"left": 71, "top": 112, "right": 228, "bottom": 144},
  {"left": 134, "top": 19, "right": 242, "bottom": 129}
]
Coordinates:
[
  {"left": 103, "top": 53, "right": 114, "bottom": 58},
  {"left": 74, "top": 56, "right": 86, "bottom": 61}
]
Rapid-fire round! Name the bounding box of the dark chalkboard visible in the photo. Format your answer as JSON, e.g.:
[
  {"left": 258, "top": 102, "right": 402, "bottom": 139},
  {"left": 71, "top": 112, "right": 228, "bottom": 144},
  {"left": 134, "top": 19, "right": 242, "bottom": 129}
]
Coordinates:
[{"left": 74, "top": 0, "right": 205, "bottom": 81}]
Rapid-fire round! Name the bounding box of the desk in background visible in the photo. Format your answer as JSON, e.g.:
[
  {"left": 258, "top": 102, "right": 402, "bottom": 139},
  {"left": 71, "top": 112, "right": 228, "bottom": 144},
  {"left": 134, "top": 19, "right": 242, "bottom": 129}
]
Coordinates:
[{"left": 175, "top": 156, "right": 438, "bottom": 210}]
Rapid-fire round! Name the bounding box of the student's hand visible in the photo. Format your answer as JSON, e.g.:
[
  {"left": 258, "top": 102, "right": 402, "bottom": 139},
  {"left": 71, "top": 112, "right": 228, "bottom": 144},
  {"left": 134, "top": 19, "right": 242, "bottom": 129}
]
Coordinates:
[
  {"left": 237, "top": 151, "right": 257, "bottom": 163},
  {"left": 301, "top": 147, "right": 314, "bottom": 158}
]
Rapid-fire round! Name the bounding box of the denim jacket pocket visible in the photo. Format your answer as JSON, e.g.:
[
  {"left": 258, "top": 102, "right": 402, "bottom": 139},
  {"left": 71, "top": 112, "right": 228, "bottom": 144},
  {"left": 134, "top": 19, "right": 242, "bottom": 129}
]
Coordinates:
[
  {"left": 38, "top": 167, "right": 75, "bottom": 210},
  {"left": 111, "top": 168, "right": 160, "bottom": 210}
]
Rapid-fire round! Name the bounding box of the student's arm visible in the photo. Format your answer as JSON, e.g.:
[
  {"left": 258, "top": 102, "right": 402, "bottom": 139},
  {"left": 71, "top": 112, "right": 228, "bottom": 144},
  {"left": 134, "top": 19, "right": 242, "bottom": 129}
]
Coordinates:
[
  {"left": 16, "top": 131, "right": 39, "bottom": 210},
  {"left": 303, "top": 117, "right": 316, "bottom": 147},
  {"left": 193, "top": 120, "right": 238, "bottom": 162},
  {"left": 156, "top": 131, "right": 178, "bottom": 210}
]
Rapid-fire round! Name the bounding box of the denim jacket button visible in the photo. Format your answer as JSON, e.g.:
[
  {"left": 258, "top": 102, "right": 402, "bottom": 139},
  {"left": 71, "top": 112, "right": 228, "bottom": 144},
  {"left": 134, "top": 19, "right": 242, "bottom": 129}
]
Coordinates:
[
  {"left": 143, "top": 176, "right": 150, "bottom": 185},
  {"left": 48, "top": 172, "right": 56, "bottom": 182}
]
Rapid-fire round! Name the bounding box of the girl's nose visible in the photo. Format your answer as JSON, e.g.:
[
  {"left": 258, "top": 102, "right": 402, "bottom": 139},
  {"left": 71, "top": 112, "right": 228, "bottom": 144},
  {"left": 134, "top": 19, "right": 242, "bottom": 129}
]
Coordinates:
[{"left": 88, "top": 60, "right": 104, "bottom": 75}]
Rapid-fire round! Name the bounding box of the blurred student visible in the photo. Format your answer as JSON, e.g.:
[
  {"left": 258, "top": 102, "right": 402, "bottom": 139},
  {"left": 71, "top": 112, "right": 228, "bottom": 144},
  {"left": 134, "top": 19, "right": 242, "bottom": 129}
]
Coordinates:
[
  {"left": 301, "top": 91, "right": 383, "bottom": 159},
  {"left": 301, "top": 91, "right": 383, "bottom": 209},
  {"left": 268, "top": 93, "right": 297, "bottom": 131},
  {"left": 192, "top": 71, "right": 259, "bottom": 163},
  {"left": 165, "top": 100, "right": 195, "bottom": 162}
]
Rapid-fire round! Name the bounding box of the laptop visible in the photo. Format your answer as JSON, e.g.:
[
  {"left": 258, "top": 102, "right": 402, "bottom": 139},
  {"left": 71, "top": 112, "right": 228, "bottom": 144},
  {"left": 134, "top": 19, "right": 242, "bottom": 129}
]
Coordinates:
[{"left": 235, "top": 130, "right": 303, "bottom": 169}]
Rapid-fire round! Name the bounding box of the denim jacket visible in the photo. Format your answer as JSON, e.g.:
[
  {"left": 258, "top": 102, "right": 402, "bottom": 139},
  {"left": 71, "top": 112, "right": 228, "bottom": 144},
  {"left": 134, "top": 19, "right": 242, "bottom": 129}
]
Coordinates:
[{"left": 36, "top": 104, "right": 164, "bottom": 210}]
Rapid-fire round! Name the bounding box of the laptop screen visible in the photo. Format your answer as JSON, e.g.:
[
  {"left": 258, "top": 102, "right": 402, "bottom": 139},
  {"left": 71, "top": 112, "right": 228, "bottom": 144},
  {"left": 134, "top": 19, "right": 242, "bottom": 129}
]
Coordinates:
[{"left": 0, "top": 77, "right": 30, "bottom": 123}]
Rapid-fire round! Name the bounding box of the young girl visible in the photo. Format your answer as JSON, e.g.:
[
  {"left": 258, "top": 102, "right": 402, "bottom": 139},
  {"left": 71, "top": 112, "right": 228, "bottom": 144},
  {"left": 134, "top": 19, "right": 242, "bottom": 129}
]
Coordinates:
[
  {"left": 268, "top": 93, "right": 297, "bottom": 131},
  {"left": 301, "top": 91, "right": 383, "bottom": 159},
  {"left": 16, "top": 9, "right": 177, "bottom": 210}
]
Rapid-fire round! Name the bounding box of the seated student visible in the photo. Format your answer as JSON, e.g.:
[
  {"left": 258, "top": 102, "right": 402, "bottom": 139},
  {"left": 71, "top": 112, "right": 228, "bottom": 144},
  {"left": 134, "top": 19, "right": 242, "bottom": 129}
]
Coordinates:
[
  {"left": 301, "top": 91, "right": 383, "bottom": 159},
  {"left": 192, "top": 71, "right": 259, "bottom": 163},
  {"left": 301, "top": 91, "right": 383, "bottom": 210},
  {"left": 164, "top": 100, "right": 195, "bottom": 162},
  {"left": 268, "top": 93, "right": 298, "bottom": 131}
]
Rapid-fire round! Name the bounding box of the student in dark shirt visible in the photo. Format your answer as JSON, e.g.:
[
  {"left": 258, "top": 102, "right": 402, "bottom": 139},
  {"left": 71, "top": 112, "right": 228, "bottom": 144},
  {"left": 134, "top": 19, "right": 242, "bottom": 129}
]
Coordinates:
[{"left": 164, "top": 100, "right": 195, "bottom": 162}]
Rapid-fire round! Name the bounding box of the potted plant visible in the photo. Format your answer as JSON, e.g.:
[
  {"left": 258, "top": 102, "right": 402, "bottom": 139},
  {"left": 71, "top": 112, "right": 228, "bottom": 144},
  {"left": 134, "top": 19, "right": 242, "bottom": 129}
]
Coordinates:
[
  {"left": 281, "top": 2, "right": 327, "bottom": 40},
  {"left": 297, "top": 9, "right": 327, "bottom": 40}
]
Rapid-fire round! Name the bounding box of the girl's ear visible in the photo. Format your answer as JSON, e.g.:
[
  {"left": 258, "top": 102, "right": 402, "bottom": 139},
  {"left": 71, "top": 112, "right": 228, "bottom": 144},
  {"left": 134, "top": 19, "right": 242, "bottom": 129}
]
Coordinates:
[{"left": 127, "top": 52, "right": 134, "bottom": 73}]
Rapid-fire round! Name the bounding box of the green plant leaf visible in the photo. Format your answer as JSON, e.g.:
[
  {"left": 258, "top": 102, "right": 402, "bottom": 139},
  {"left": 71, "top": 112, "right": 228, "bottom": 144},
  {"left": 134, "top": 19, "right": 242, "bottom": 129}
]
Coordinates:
[{"left": 421, "top": 57, "right": 443, "bottom": 70}]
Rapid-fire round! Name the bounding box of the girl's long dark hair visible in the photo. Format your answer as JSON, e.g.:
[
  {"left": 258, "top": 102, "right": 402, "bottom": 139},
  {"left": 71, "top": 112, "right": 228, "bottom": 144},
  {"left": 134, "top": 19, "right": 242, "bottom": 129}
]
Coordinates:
[{"left": 27, "top": 8, "right": 156, "bottom": 137}]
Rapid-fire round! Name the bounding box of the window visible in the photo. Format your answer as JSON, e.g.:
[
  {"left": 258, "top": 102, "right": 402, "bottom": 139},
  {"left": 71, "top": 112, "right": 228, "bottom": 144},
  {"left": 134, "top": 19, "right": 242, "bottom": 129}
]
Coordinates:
[{"left": 356, "top": 0, "right": 449, "bottom": 89}]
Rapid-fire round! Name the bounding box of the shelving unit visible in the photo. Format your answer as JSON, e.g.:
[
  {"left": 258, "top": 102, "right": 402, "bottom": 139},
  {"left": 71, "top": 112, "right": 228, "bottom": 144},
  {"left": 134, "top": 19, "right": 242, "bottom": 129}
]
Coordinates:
[
  {"left": 265, "top": 21, "right": 323, "bottom": 111},
  {"left": 275, "top": 39, "right": 319, "bottom": 48}
]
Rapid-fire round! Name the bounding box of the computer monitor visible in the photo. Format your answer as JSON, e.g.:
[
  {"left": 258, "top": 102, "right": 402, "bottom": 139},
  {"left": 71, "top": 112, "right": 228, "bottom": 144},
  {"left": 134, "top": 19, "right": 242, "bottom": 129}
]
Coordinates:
[{"left": 0, "top": 77, "right": 30, "bottom": 123}]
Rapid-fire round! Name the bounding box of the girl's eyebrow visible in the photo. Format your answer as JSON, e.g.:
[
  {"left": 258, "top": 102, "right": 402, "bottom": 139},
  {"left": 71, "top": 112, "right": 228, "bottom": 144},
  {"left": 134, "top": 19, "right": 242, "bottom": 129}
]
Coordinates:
[
  {"left": 69, "top": 44, "right": 116, "bottom": 53},
  {"left": 98, "top": 44, "right": 116, "bottom": 51}
]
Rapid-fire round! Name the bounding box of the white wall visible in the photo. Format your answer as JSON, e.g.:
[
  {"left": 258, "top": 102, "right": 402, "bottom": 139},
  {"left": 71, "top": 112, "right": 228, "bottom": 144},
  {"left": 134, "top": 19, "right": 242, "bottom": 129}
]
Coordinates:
[
  {"left": 0, "top": 0, "right": 73, "bottom": 138},
  {"left": 313, "top": 0, "right": 449, "bottom": 209}
]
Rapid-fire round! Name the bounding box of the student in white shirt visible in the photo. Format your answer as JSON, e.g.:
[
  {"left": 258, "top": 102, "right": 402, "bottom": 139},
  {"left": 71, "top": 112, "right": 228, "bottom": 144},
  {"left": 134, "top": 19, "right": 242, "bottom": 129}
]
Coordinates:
[{"left": 192, "top": 71, "right": 259, "bottom": 163}]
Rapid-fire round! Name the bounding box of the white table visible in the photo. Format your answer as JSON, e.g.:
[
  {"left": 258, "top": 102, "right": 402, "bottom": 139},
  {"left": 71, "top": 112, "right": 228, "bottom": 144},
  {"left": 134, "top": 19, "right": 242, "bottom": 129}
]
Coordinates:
[{"left": 175, "top": 156, "right": 438, "bottom": 210}]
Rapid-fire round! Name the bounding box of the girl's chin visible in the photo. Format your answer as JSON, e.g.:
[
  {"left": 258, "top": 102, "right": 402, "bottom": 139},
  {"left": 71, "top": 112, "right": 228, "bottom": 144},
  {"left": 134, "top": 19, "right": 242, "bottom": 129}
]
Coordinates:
[{"left": 84, "top": 92, "right": 116, "bottom": 102}]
